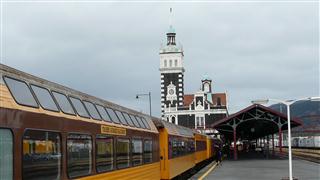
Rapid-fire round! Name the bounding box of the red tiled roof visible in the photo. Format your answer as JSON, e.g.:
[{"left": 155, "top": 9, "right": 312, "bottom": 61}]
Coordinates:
[
  {"left": 183, "top": 93, "right": 227, "bottom": 106},
  {"left": 212, "top": 93, "right": 227, "bottom": 106},
  {"left": 183, "top": 94, "right": 194, "bottom": 106}
]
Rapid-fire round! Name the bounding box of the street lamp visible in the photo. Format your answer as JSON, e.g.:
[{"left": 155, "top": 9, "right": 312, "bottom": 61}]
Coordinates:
[
  {"left": 136, "top": 92, "right": 152, "bottom": 117},
  {"left": 251, "top": 96, "right": 320, "bottom": 180}
]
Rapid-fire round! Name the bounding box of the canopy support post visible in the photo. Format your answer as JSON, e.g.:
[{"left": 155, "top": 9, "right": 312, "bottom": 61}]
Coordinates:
[
  {"left": 272, "top": 134, "right": 275, "bottom": 156},
  {"left": 279, "top": 126, "right": 282, "bottom": 154},
  {"left": 233, "top": 126, "right": 237, "bottom": 160}
]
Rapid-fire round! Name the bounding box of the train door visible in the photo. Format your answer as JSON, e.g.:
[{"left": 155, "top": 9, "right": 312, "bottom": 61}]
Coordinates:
[{"left": 0, "top": 128, "right": 13, "bottom": 180}]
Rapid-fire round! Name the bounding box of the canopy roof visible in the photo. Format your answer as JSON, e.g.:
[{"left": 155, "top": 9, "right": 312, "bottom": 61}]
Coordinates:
[{"left": 211, "top": 104, "right": 302, "bottom": 141}]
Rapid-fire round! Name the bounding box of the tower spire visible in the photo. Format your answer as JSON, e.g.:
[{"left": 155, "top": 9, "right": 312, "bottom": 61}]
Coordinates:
[
  {"left": 169, "top": 7, "right": 173, "bottom": 28},
  {"left": 167, "top": 7, "right": 176, "bottom": 45}
]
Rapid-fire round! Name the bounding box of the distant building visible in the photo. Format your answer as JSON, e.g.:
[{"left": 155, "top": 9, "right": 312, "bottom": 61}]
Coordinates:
[{"left": 159, "top": 24, "right": 228, "bottom": 133}]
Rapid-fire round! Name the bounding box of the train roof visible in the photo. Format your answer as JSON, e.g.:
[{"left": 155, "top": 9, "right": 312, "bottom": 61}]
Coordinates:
[
  {"left": 152, "top": 118, "right": 194, "bottom": 138},
  {"left": 0, "top": 63, "right": 158, "bottom": 133}
]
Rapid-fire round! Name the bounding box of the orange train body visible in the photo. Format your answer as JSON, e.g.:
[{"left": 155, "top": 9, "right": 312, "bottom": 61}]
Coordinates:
[{"left": 0, "top": 64, "right": 219, "bottom": 180}]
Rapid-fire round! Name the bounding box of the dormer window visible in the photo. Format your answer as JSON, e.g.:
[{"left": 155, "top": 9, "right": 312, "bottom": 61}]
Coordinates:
[
  {"left": 217, "top": 97, "right": 221, "bottom": 106},
  {"left": 164, "top": 60, "right": 167, "bottom": 67},
  {"left": 169, "top": 60, "right": 172, "bottom": 67},
  {"left": 174, "top": 59, "right": 177, "bottom": 67}
]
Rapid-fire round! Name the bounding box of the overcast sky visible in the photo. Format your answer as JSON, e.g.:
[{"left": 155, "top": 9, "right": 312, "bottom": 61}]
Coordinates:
[{"left": 1, "top": 1, "right": 319, "bottom": 116}]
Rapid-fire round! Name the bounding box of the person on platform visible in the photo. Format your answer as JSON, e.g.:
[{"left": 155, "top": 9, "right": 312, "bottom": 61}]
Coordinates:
[{"left": 216, "top": 148, "right": 222, "bottom": 165}]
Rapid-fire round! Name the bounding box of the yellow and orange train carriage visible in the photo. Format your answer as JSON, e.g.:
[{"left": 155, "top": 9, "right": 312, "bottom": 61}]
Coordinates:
[
  {"left": 0, "top": 64, "right": 219, "bottom": 180},
  {"left": 0, "top": 64, "right": 160, "bottom": 180},
  {"left": 153, "top": 119, "right": 195, "bottom": 179}
]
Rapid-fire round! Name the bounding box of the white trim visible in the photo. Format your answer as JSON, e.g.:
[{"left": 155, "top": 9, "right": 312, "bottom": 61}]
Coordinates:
[
  {"left": 164, "top": 108, "right": 227, "bottom": 116},
  {"left": 159, "top": 68, "right": 185, "bottom": 74},
  {"left": 178, "top": 74, "right": 182, "bottom": 77},
  {"left": 179, "top": 88, "right": 183, "bottom": 91},
  {"left": 178, "top": 84, "right": 183, "bottom": 87},
  {"left": 178, "top": 79, "right": 182, "bottom": 82}
]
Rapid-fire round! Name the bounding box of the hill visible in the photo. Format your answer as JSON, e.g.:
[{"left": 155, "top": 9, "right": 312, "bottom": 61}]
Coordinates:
[{"left": 269, "top": 100, "right": 320, "bottom": 134}]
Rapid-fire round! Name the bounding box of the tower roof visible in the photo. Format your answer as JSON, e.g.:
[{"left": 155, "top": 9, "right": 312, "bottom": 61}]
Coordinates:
[
  {"left": 159, "top": 8, "right": 183, "bottom": 54},
  {"left": 168, "top": 25, "right": 175, "bottom": 34},
  {"left": 202, "top": 74, "right": 212, "bottom": 81}
]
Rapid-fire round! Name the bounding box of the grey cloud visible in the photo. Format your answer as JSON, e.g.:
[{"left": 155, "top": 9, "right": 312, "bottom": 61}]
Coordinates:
[{"left": 2, "top": 2, "right": 318, "bottom": 115}]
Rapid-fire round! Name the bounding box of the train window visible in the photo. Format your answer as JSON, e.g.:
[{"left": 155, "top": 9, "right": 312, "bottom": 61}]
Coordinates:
[
  {"left": 67, "top": 133, "right": 92, "bottom": 178},
  {"left": 196, "top": 140, "right": 207, "bottom": 152},
  {"left": 96, "top": 135, "right": 113, "bottom": 172},
  {"left": 135, "top": 116, "right": 147, "bottom": 129},
  {"left": 0, "top": 129, "right": 13, "bottom": 180},
  {"left": 96, "top": 105, "right": 112, "bottom": 123},
  {"left": 52, "top": 91, "right": 75, "bottom": 115},
  {"left": 132, "top": 139, "right": 143, "bottom": 166},
  {"left": 169, "top": 138, "right": 189, "bottom": 158},
  {"left": 30, "top": 85, "right": 59, "bottom": 112},
  {"left": 3, "top": 76, "right": 38, "bottom": 107},
  {"left": 188, "top": 139, "right": 195, "bottom": 153},
  {"left": 115, "top": 110, "right": 129, "bottom": 125},
  {"left": 116, "top": 138, "right": 130, "bottom": 169},
  {"left": 83, "top": 101, "right": 101, "bottom": 120},
  {"left": 69, "top": 97, "right": 90, "bottom": 118},
  {"left": 172, "top": 139, "right": 178, "bottom": 157},
  {"left": 129, "top": 114, "right": 141, "bottom": 128},
  {"left": 122, "top": 112, "right": 135, "bottom": 127},
  {"left": 144, "top": 139, "right": 153, "bottom": 163},
  {"left": 141, "top": 117, "right": 151, "bottom": 129},
  {"left": 22, "top": 130, "right": 61, "bottom": 180},
  {"left": 105, "top": 108, "right": 121, "bottom": 124}
]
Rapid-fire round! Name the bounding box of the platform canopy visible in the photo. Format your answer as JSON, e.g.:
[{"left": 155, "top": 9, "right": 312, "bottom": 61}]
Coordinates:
[{"left": 211, "top": 104, "right": 302, "bottom": 141}]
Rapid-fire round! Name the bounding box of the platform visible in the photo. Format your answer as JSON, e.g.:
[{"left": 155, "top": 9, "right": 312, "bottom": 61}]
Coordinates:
[{"left": 190, "top": 152, "right": 319, "bottom": 180}]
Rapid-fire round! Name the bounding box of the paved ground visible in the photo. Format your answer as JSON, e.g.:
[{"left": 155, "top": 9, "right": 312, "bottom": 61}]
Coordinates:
[{"left": 192, "top": 152, "right": 320, "bottom": 180}]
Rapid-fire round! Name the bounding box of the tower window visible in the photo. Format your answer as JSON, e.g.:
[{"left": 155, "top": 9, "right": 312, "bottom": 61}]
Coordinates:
[
  {"left": 164, "top": 60, "right": 167, "bottom": 67},
  {"left": 174, "top": 59, "right": 178, "bottom": 67},
  {"left": 172, "top": 116, "right": 176, "bottom": 124},
  {"left": 169, "top": 60, "right": 172, "bottom": 67}
]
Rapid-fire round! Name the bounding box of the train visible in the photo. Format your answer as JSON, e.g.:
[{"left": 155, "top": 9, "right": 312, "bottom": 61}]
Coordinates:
[
  {"left": 285, "top": 137, "right": 320, "bottom": 148},
  {"left": 0, "top": 64, "right": 221, "bottom": 180}
]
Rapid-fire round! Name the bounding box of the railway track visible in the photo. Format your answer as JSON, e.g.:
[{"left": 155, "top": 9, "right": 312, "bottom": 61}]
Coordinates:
[{"left": 276, "top": 148, "right": 320, "bottom": 163}]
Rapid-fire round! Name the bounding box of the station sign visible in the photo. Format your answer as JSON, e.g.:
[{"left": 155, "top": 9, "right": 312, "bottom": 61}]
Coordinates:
[{"left": 101, "top": 125, "right": 126, "bottom": 136}]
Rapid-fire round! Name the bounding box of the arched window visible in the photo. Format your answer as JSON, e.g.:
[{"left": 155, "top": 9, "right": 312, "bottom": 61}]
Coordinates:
[
  {"left": 171, "top": 116, "right": 175, "bottom": 124},
  {"left": 169, "top": 60, "right": 172, "bottom": 67},
  {"left": 164, "top": 60, "right": 167, "bottom": 67},
  {"left": 174, "top": 59, "right": 178, "bottom": 67}
]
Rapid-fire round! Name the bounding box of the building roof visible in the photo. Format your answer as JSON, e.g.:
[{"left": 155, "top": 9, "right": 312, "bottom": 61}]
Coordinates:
[
  {"left": 183, "top": 94, "right": 194, "bottom": 106},
  {"left": 211, "top": 104, "right": 303, "bottom": 140},
  {"left": 183, "top": 93, "right": 227, "bottom": 107},
  {"left": 212, "top": 93, "right": 227, "bottom": 106}
]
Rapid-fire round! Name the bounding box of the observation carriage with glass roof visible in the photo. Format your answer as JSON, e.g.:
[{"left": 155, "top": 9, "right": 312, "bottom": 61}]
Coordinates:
[
  {"left": 0, "top": 64, "right": 159, "bottom": 180},
  {"left": 0, "top": 64, "right": 218, "bottom": 180}
]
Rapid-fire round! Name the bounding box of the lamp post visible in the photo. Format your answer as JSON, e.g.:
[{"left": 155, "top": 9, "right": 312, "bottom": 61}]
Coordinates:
[
  {"left": 136, "top": 92, "right": 152, "bottom": 117},
  {"left": 251, "top": 96, "right": 319, "bottom": 180}
]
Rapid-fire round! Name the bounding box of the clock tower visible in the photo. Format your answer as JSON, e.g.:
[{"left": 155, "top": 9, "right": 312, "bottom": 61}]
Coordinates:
[{"left": 159, "top": 23, "right": 185, "bottom": 120}]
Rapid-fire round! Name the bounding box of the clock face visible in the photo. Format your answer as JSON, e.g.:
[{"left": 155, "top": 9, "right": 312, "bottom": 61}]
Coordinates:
[{"left": 169, "top": 89, "right": 174, "bottom": 95}]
